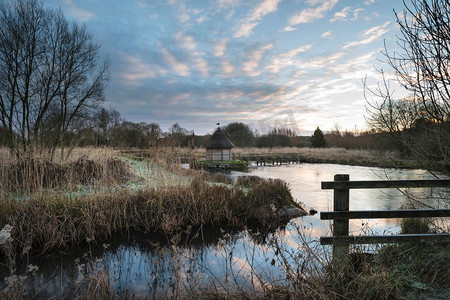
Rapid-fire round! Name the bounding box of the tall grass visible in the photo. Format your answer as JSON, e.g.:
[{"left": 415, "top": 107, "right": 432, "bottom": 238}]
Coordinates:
[
  {"left": 1, "top": 146, "right": 448, "bottom": 299},
  {"left": 1, "top": 154, "right": 303, "bottom": 258},
  {"left": 0, "top": 147, "right": 130, "bottom": 195}
]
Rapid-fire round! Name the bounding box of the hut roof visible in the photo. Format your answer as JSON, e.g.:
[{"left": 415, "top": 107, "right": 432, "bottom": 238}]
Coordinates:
[{"left": 206, "top": 127, "right": 235, "bottom": 149}]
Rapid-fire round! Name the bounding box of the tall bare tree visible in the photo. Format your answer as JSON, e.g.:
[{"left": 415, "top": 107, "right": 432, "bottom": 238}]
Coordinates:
[
  {"left": 0, "top": 0, "right": 109, "bottom": 159},
  {"left": 365, "top": 0, "right": 450, "bottom": 172}
]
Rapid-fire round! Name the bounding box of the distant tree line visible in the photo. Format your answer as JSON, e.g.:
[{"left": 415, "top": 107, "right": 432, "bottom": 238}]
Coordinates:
[
  {"left": 60, "top": 107, "right": 203, "bottom": 148},
  {"left": 0, "top": 99, "right": 416, "bottom": 152}
]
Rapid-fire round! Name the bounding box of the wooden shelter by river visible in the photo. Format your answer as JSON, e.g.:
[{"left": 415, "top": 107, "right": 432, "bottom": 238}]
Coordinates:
[{"left": 205, "top": 126, "right": 235, "bottom": 162}]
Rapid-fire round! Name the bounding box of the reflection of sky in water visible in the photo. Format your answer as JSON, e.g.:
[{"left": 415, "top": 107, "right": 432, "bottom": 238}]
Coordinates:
[
  {"left": 2, "top": 164, "right": 448, "bottom": 297},
  {"left": 248, "top": 163, "right": 448, "bottom": 238}
]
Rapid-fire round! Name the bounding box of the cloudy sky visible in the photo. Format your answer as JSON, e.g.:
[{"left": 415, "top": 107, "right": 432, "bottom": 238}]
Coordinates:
[{"left": 41, "top": 0, "right": 407, "bottom": 135}]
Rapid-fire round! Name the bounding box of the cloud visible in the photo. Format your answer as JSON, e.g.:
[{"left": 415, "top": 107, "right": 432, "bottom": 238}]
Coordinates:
[
  {"left": 266, "top": 44, "right": 312, "bottom": 73},
  {"left": 175, "top": 32, "right": 210, "bottom": 77},
  {"left": 268, "top": 50, "right": 344, "bottom": 76},
  {"left": 287, "top": 0, "right": 338, "bottom": 26},
  {"left": 192, "top": 56, "right": 209, "bottom": 78},
  {"left": 62, "top": 0, "right": 95, "bottom": 21},
  {"left": 353, "top": 8, "right": 364, "bottom": 19},
  {"left": 119, "top": 55, "right": 159, "bottom": 86},
  {"left": 196, "top": 15, "right": 208, "bottom": 23},
  {"left": 214, "top": 39, "right": 227, "bottom": 56},
  {"left": 321, "top": 31, "right": 332, "bottom": 38},
  {"left": 282, "top": 26, "right": 297, "bottom": 32},
  {"left": 175, "top": 32, "right": 197, "bottom": 51},
  {"left": 325, "top": 51, "right": 378, "bottom": 79},
  {"left": 330, "top": 6, "right": 350, "bottom": 22},
  {"left": 221, "top": 60, "right": 234, "bottom": 74},
  {"left": 168, "top": 0, "right": 190, "bottom": 24},
  {"left": 234, "top": 0, "right": 282, "bottom": 38},
  {"left": 330, "top": 7, "right": 364, "bottom": 22},
  {"left": 160, "top": 47, "right": 190, "bottom": 76},
  {"left": 234, "top": 23, "right": 259, "bottom": 38},
  {"left": 343, "top": 21, "right": 390, "bottom": 49},
  {"left": 218, "top": 0, "right": 239, "bottom": 8},
  {"left": 285, "top": 44, "right": 313, "bottom": 57},
  {"left": 137, "top": 1, "right": 148, "bottom": 8},
  {"left": 243, "top": 43, "right": 273, "bottom": 76}
]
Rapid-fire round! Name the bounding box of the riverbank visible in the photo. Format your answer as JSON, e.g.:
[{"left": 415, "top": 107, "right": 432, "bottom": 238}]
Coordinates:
[
  {"left": 1, "top": 147, "right": 448, "bottom": 299},
  {"left": 0, "top": 148, "right": 305, "bottom": 259},
  {"left": 121, "top": 146, "right": 425, "bottom": 170},
  {"left": 233, "top": 147, "right": 423, "bottom": 169}
]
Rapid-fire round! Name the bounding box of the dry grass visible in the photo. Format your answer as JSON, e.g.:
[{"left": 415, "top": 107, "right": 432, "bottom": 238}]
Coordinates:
[
  {"left": 1, "top": 158, "right": 302, "bottom": 258},
  {"left": 120, "top": 146, "right": 421, "bottom": 169},
  {"left": 231, "top": 147, "right": 420, "bottom": 168},
  {"left": 1, "top": 146, "right": 446, "bottom": 299},
  {"left": 0, "top": 157, "right": 130, "bottom": 195}
]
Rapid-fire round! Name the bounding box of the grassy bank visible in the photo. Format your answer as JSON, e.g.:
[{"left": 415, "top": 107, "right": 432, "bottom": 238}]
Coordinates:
[
  {"left": 2, "top": 176, "right": 303, "bottom": 258},
  {"left": 232, "top": 147, "right": 423, "bottom": 169},
  {"left": 0, "top": 148, "right": 304, "bottom": 259},
  {"left": 1, "top": 147, "right": 448, "bottom": 299},
  {"left": 121, "top": 146, "right": 424, "bottom": 170},
  {"left": 192, "top": 159, "right": 248, "bottom": 171}
]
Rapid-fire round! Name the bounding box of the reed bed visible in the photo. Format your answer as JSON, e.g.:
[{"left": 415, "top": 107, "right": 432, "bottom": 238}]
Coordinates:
[
  {"left": 0, "top": 147, "right": 130, "bottom": 195},
  {"left": 2, "top": 146, "right": 447, "bottom": 299},
  {"left": 1, "top": 162, "right": 303, "bottom": 258}
]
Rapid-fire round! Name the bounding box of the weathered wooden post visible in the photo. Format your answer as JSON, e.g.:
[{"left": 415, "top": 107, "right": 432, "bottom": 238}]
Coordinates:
[{"left": 333, "top": 174, "right": 349, "bottom": 266}]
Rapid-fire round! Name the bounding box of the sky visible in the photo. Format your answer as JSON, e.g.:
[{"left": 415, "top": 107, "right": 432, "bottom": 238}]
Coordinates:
[{"left": 40, "top": 0, "right": 409, "bottom": 135}]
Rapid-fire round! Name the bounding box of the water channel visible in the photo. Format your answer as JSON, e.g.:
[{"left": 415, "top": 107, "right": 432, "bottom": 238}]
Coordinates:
[{"left": 1, "top": 163, "right": 448, "bottom": 298}]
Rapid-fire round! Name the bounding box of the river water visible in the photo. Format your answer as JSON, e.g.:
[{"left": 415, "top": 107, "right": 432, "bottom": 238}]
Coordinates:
[{"left": 1, "top": 163, "right": 448, "bottom": 298}]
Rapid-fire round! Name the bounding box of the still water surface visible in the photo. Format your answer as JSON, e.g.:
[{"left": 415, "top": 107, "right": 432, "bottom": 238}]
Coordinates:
[{"left": 1, "top": 163, "right": 447, "bottom": 297}]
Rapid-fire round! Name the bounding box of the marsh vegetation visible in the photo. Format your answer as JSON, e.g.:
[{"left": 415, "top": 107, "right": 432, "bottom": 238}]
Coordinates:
[
  {"left": 0, "top": 147, "right": 448, "bottom": 299},
  {"left": 1, "top": 0, "right": 449, "bottom": 298}
]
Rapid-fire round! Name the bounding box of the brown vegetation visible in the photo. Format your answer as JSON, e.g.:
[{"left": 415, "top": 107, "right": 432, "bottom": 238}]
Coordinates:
[
  {"left": 232, "top": 147, "right": 421, "bottom": 169},
  {"left": 0, "top": 147, "right": 303, "bottom": 259},
  {"left": 0, "top": 157, "right": 130, "bottom": 193},
  {"left": 121, "top": 146, "right": 422, "bottom": 170},
  {"left": 1, "top": 176, "right": 301, "bottom": 258}
]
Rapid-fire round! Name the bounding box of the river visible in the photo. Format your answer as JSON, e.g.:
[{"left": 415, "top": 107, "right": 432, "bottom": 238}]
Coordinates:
[{"left": 1, "top": 163, "right": 448, "bottom": 298}]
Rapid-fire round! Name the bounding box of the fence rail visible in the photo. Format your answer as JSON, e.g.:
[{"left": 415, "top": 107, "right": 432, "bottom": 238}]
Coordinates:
[
  {"left": 320, "top": 174, "right": 450, "bottom": 264},
  {"left": 321, "top": 179, "right": 450, "bottom": 189}
]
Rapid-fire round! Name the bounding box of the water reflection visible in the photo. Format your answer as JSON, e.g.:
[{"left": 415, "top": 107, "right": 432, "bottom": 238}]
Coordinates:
[
  {"left": 1, "top": 163, "right": 448, "bottom": 297},
  {"left": 247, "top": 163, "right": 448, "bottom": 238}
]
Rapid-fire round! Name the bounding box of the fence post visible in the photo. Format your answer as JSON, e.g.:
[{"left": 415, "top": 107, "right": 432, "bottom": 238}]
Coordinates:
[{"left": 333, "top": 174, "right": 350, "bottom": 266}]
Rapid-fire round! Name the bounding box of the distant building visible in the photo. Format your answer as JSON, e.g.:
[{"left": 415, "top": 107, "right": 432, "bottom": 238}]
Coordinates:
[{"left": 206, "top": 126, "right": 235, "bottom": 161}]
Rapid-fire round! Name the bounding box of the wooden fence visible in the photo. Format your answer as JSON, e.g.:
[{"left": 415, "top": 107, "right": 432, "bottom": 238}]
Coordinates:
[{"left": 320, "top": 174, "right": 450, "bottom": 263}]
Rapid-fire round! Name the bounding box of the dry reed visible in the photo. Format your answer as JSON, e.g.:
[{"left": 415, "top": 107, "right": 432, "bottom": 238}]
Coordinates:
[
  {"left": 1, "top": 170, "right": 302, "bottom": 258},
  {"left": 2, "top": 146, "right": 446, "bottom": 299}
]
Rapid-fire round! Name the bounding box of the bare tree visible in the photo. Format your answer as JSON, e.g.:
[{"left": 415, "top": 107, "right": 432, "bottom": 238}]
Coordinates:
[
  {"left": 93, "top": 107, "right": 121, "bottom": 146},
  {"left": 0, "top": 0, "right": 109, "bottom": 159},
  {"left": 365, "top": 0, "right": 450, "bottom": 172}
]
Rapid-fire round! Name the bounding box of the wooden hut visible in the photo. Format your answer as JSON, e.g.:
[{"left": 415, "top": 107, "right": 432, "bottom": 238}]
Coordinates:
[{"left": 206, "top": 126, "right": 235, "bottom": 161}]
